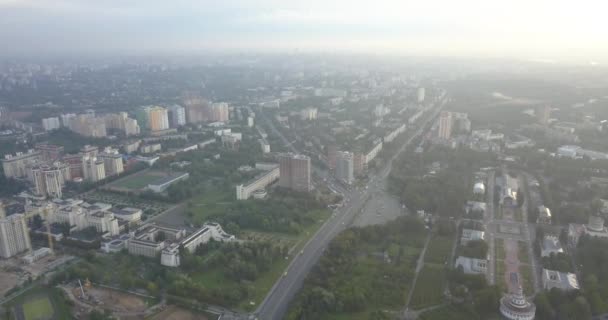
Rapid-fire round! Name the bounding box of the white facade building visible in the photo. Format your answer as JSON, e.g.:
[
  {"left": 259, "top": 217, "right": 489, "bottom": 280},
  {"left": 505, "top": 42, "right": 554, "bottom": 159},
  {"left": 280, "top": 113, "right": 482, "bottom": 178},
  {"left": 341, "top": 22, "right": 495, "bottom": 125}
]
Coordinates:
[
  {"left": 0, "top": 214, "right": 31, "bottom": 258},
  {"left": 236, "top": 166, "right": 280, "bottom": 200},
  {"left": 42, "top": 117, "right": 61, "bottom": 131},
  {"left": 168, "top": 104, "right": 186, "bottom": 127}
]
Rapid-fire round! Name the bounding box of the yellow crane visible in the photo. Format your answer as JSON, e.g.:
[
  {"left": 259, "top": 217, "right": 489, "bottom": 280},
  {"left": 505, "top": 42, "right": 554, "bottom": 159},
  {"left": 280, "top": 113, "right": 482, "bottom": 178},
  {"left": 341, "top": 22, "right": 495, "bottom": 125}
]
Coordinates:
[{"left": 25, "top": 205, "right": 55, "bottom": 255}]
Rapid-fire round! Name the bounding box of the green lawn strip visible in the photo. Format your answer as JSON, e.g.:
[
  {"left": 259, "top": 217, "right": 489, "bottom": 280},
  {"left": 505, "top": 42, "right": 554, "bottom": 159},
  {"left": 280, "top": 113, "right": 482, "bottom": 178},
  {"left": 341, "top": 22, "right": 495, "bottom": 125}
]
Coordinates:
[
  {"left": 111, "top": 172, "right": 162, "bottom": 189},
  {"left": 424, "top": 235, "right": 454, "bottom": 265},
  {"left": 325, "top": 311, "right": 374, "bottom": 320},
  {"left": 418, "top": 304, "right": 477, "bottom": 320},
  {"left": 517, "top": 241, "right": 530, "bottom": 264},
  {"left": 409, "top": 265, "right": 446, "bottom": 310},
  {"left": 519, "top": 265, "right": 534, "bottom": 296},
  {"left": 496, "top": 238, "right": 505, "bottom": 261},
  {"left": 496, "top": 259, "right": 506, "bottom": 293}
]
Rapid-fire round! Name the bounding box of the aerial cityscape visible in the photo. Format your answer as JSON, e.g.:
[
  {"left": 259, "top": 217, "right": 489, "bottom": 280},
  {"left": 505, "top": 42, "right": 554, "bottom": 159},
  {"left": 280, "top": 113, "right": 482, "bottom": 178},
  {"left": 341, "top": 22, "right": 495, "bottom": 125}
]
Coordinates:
[{"left": 0, "top": 1, "right": 607, "bottom": 320}]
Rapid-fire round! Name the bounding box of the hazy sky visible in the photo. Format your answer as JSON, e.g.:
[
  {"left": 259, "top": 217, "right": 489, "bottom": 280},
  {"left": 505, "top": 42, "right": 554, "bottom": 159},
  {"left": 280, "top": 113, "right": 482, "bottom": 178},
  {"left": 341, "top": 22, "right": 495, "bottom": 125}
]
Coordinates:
[{"left": 1, "top": 0, "right": 606, "bottom": 60}]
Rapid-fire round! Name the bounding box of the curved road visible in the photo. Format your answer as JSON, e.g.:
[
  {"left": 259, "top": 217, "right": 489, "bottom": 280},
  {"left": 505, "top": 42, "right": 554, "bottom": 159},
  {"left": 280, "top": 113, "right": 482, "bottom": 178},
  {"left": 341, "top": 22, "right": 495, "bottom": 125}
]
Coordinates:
[{"left": 254, "top": 99, "right": 447, "bottom": 320}]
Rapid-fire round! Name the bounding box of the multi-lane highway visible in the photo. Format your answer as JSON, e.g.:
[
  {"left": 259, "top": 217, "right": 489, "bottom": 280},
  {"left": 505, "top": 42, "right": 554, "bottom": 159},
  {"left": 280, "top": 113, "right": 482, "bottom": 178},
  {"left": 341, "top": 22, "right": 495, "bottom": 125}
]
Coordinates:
[{"left": 254, "top": 99, "right": 446, "bottom": 320}]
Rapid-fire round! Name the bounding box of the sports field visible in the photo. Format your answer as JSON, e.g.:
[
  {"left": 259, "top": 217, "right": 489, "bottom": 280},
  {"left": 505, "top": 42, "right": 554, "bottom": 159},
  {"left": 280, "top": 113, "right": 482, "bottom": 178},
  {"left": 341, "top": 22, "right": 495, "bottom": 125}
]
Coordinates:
[
  {"left": 110, "top": 171, "right": 165, "bottom": 190},
  {"left": 23, "top": 296, "right": 54, "bottom": 320}
]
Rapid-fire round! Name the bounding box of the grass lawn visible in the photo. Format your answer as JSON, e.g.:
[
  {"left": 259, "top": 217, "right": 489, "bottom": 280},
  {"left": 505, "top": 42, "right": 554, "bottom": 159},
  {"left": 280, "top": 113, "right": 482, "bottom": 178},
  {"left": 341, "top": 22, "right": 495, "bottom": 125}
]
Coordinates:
[
  {"left": 518, "top": 241, "right": 530, "bottom": 264},
  {"left": 419, "top": 304, "right": 475, "bottom": 320},
  {"left": 520, "top": 265, "right": 534, "bottom": 296},
  {"left": 111, "top": 171, "right": 164, "bottom": 190},
  {"left": 424, "top": 235, "right": 454, "bottom": 265},
  {"left": 496, "top": 238, "right": 505, "bottom": 261},
  {"left": 23, "top": 296, "right": 53, "bottom": 320},
  {"left": 410, "top": 265, "right": 446, "bottom": 310},
  {"left": 7, "top": 286, "right": 71, "bottom": 320},
  {"left": 496, "top": 259, "right": 506, "bottom": 293},
  {"left": 188, "top": 188, "right": 234, "bottom": 224}
]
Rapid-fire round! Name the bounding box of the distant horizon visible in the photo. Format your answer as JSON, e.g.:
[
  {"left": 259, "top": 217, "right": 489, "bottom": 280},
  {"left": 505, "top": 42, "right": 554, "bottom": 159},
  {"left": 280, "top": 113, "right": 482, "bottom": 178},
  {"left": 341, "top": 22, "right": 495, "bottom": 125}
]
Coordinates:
[{"left": 1, "top": 0, "right": 606, "bottom": 63}]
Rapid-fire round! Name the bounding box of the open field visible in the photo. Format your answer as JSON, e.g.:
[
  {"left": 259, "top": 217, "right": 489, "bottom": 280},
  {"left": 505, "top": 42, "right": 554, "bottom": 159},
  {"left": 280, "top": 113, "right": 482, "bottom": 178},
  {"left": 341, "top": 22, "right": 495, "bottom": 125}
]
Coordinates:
[
  {"left": 23, "top": 296, "right": 53, "bottom": 320},
  {"left": 6, "top": 286, "right": 71, "bottom": 320},
  {"left": 424, "top": 235, "right": 454, "bottom": 265},
  {"left": 104, "top": 169, "right": 169, "bottom": 192},
  {"left": 409, "top": 265, "right": 446, "bottom": 310}
]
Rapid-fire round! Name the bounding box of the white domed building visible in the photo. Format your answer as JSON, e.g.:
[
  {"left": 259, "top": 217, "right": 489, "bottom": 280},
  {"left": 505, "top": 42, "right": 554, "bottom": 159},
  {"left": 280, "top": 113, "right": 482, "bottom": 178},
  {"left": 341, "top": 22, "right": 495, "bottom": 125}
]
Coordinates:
[
  {"left": 499, "top": 287, "right": 536, "bottom": 320},
  {"left": 473, "top": 182, "right": 486, "bottom": 195}
]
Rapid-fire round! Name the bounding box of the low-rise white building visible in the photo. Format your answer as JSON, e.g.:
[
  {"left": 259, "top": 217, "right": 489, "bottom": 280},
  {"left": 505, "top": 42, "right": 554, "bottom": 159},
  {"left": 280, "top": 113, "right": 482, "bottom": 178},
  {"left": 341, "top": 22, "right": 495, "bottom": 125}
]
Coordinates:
[
  {"left": 542, "top": 269, "right": 579, "bottom": 291},
  {"left": 454, "top": 256, "right": 487, "bottom": 274},
  {"left": 461, "top": 228, "right": 485, "bottom": 245},
  {"left": 236, "top": 165, "right": 280, "bottom": 200},
  {"left": 541, "top": 235, "right": 564, "bottom": 257}
]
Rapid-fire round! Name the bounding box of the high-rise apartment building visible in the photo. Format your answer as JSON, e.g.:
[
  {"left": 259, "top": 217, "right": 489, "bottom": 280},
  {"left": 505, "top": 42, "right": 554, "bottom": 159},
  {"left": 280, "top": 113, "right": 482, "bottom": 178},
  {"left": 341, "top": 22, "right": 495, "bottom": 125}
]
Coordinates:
[
  {"left": 0, "top": 214, "right": 31, "bottom": 258},
  {"left": 82, "top": 156, "right": 106, "bottom": 182},
  {"left": 353, "top": 152, "right": 365, "bottom": 176},
  {"left": 2, "top": 150, "right": 41, "bottom": 178},
  {"left": 168, "top": 104, "right": 186, "bottom": 127},
  {"left": 336, "top": 151, "right": 354, "bottom": 184},
  {"left": 60, "top": 113, "right": 76, "bottom": 127},
  {"left": 98, "top": 147, "right": 124, "bottom": 176},
  {"left": 147, "top": 106, "right": 170, "bottom": 132},
  {"left": 301, "top": 107, "right": 318, "bottom": 120},
  {"left": 65, "top": 114, "right": 107, "bottom": 137},
  {"left": 438, "top": 111, "right": 453, "bottom": 140},
  {"left": 537, "top": 106, "right": 551, "bottom": 125},
  {"left": 135, "top": 106, "right": 169, "bottom": 132},
  {"left": 327, "top": 145, "right": 338, "bottom": 170},
  {"left": 183, "top": 96, "right": 210, "bottom": 123},
  {"left": 63, "top": 154, "right": 84, "bottom": 179},
  {"left": 30, "top": 163, "right": 70, "bottom": 198},
  {"left": 42, "top": 117, "right": 60, "bottom": 131},
  {"left": 209, "top": 102, "right": 229, "bottom": 122},
  {"left": 104, "top": 112, "right": 140, "bottom": 136},
  {"left": 80, "top": 145, "right": 99, "bottom": 159},
  {"left": 417, "top": 87, "right": 425, "bottom": 103},
  {"left": 279, "top": 153, "right": 311, "bottom": 192},
  {"left": 35, "top": 144, "right": 64, "bottom": 162}
]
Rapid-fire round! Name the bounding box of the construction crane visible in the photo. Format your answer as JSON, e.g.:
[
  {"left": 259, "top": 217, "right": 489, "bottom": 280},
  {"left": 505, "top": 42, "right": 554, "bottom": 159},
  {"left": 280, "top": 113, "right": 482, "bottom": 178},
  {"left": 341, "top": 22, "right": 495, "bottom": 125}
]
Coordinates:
[{"left": 22, "top": 201, "right": 55, "bottom": 255}]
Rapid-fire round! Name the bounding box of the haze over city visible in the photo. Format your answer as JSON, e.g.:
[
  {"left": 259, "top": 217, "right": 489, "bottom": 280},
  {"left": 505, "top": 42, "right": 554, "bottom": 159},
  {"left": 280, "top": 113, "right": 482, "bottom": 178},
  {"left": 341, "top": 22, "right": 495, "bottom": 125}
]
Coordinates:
[
  {"left": 1, "top": 1, "right": 608, "bottom": 320},
  {"left": 1, "top": 0, "right": 607, "bottom": 61}
]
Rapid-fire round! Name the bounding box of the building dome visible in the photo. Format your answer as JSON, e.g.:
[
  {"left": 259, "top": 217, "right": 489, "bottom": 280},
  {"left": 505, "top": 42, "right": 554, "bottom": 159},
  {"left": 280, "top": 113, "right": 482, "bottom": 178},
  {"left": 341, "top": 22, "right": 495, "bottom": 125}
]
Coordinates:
[
  {"left": 499, "top": 287, "right": 536, "bottom": 320},
  {"left": 588, "top": 215, "right": 605, "bottom": 233},
  {"left": 473, "top": 182, "right": 486, "bottom": 194}
]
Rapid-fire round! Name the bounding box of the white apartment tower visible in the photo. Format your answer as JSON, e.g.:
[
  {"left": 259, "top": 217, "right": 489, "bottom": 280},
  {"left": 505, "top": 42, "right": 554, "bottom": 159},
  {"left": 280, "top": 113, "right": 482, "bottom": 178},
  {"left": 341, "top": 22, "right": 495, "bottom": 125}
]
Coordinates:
[
  {"left": 438, "top": 111, "right": 453, "bottom": 140},
  {"left": 168, "top": 104, "right": 186, "bottom": 127},
  {"left": 336, "top": 151, "right": 354, "bottom": 185},
  {"left": 83, "top": 156, "right": 106, "bottom": 182},
  {"left": 0, "top": 214, "right": 32, "bottom": 258},
  {"left": 417, "top": 87, "right": 425, "bottom": 103},
  {"left": 98, "top": 148, "right": 124, "bottom": 176}
]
